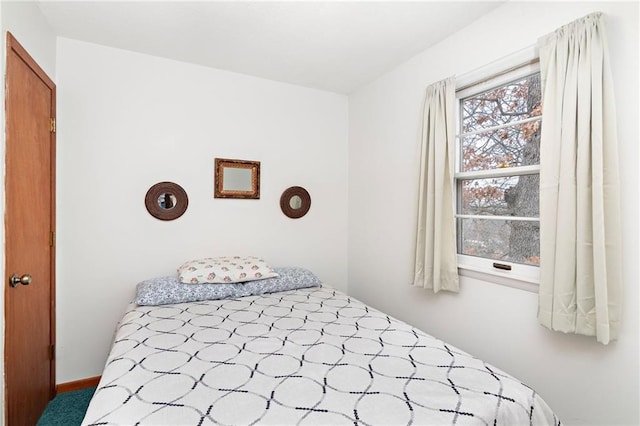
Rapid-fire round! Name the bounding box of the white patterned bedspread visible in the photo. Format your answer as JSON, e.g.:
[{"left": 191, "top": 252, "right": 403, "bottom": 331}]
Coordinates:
[{"left": 82, "top": 286, "right": 560, "bottom": 425}]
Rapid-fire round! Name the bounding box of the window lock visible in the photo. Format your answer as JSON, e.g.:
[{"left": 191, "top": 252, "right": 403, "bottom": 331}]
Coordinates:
[{"left": 493, "top": 262, "right": 512, "bottom": 271}]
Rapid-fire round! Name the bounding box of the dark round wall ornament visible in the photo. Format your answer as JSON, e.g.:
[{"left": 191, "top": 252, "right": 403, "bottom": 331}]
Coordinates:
[
  {"left": 280, "top": 186, "right": 311, "bottom": 219},
  {"left": 145, "top": 181, "right": 188, "bottom": 221}
]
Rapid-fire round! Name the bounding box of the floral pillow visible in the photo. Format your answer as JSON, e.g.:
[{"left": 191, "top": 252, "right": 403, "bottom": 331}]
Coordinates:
[{"left": 178, "top": 256, "right": 278, "bottom": 284}]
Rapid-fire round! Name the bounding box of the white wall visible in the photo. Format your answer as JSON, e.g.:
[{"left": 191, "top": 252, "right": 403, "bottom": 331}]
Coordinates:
[
  {"left": 348, "top": 2, "right": 639, "bottom": 425},
  {"left": 55, "top": 38, "right": 348, "bottom": 383},
  {"left": 1, "top": 2, "right": 57, "bottom": 422}
]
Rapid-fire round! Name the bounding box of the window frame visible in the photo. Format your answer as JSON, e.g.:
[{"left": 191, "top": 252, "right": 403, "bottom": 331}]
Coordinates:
[{"left": 454, "top": 58, "right": 541, "bottom": 288}]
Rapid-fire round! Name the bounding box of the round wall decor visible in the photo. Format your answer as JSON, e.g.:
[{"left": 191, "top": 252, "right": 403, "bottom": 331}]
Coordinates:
[
  {"left": 280, "top": 186, "right": 311, "bottom": 219},
  {"left": 145, "top": 181, "right": 188, "bottom": 221}
]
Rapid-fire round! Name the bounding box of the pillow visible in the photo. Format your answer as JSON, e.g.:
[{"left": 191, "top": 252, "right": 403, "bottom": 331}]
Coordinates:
[
  {"left": 177, "top": 256, "right": 278, "bottom": 284},
  {"left": 241, "top": 266, "right": 322, "bottom": 296},
  {"left": 135, "top": 276, "right": 251, "bottom": 306},
  {"left": 135, "top": 267, "right": 322, "bottom": 306}
]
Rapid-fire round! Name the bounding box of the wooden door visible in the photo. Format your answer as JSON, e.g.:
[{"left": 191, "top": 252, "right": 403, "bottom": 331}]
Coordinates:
[{"left": 4, "top": 32, "right": 56, "bottom": 425}]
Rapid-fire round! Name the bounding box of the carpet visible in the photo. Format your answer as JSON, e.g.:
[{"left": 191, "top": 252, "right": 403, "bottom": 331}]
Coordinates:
[{"left": 37, "top": 387, "right": 95, "bottom": 426}]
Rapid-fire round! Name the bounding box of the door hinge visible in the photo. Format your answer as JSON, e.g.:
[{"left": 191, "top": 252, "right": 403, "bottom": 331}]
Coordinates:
[
  {"left": 50, "top": 117, "right": 56, "bottom": 133},
  {"left": 49, "top": 344, "right": 55, "bottom": 360},
  {"left": 49, "top": 231, "right": 55, "bottom": 247}
]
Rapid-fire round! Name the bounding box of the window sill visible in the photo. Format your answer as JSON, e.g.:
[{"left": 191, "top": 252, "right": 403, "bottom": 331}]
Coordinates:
[{"left": 457, "top": 264, "right": 539, "bottom": 293}]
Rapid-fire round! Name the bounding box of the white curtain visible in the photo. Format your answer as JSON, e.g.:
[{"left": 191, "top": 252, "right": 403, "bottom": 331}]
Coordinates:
[
  {"left": 537, "top": 13, "right": 622, "bottom": 344},
  {"left": 413, "top": 77, "right": 459, "bottom": 293}
]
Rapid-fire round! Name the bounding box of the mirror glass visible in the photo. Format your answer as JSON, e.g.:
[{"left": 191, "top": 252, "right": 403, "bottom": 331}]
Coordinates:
[
  {"left": 223, "top": 168, "right": 252, "bottom": 191},
  {"left": 289, "top": 195, "right": 302, "bottom": 209},
  {"left": 157, "top": 193, "right": 177, "bottom": 210},
  {"left": 214, "top": 158, "right": 260, "bottom": 199}
]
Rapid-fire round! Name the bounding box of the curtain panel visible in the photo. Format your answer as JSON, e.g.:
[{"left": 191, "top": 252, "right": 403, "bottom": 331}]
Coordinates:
[
  {"left": 537, "top": 13, "right": 622, "bottom": 344},
  {"left": 413, "top": 77, "right": 459, "bottom": 293}
]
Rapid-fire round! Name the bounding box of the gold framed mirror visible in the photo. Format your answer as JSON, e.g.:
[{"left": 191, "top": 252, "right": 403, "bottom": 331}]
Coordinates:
[
  {"left": 214, "top": 158, "right": 260, "bottom": 199},
  {"left": 145, "top": 181, "right": 188, "bottom": 221}
]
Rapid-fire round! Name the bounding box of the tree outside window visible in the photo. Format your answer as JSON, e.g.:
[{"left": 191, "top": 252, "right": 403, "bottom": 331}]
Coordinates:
[{"left": 457, "top": 72, "right": 541, "bottom": 266}]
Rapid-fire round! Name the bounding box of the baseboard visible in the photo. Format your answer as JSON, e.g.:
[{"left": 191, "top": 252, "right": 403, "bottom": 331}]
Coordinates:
[{"left": 55, "top": 376, "right": 101, "bottom": 394}]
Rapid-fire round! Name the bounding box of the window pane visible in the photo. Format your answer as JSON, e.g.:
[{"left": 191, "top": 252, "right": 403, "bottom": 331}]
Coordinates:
[
  {"left": 461, "top": 121, "right": 540, "bottom": 172},
  {"left": 461, "top": 175, "right": 539, "bottom": 217},
  {"left": 461, "top": 74, "right": 541, "bottom": 132},
  {"left": 459, "top": 218, "right": 540, "bottom": 265}
]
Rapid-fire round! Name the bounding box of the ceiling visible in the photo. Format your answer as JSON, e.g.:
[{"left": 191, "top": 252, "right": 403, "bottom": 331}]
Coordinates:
[{"left": 35, "top": 1, "right": 504, "bottom": 94}]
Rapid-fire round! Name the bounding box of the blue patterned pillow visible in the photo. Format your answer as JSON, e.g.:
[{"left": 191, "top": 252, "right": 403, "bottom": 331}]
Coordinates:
[
  {"left": 241, "top": 267, "right": 322, "bottom": 296},
  {"left": 135, "top": 267, "right": 322, "bottom": 306}
]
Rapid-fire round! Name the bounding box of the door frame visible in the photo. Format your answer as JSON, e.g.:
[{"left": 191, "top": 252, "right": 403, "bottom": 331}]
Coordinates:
[{"left": 4, "top": 31, "right": 57, "bottom": 422}]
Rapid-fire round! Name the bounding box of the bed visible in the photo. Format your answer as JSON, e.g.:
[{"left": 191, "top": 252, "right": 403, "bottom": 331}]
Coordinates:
[{"left": 82, "top": 267, "right": 560, "bottom": 425}]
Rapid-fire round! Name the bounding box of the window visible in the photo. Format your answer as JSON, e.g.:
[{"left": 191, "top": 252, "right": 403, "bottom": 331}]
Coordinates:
[{"left": 455, "top": 63, "right": 541, "bottom": 283}]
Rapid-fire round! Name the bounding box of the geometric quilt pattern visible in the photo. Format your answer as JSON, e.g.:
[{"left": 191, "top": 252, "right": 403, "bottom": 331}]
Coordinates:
[{"left": 82, "top": 286, "right": 561, "bottom": 425}]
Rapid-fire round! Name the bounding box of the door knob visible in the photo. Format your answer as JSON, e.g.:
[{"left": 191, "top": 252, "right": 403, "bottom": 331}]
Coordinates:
[{"left": 9, "top": 274, "right": 32, "bottom": 288}]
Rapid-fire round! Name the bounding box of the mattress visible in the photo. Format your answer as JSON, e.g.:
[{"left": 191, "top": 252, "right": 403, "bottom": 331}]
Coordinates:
[{"left": 82, "top": 286, "right": 560, "bottom": 425}]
